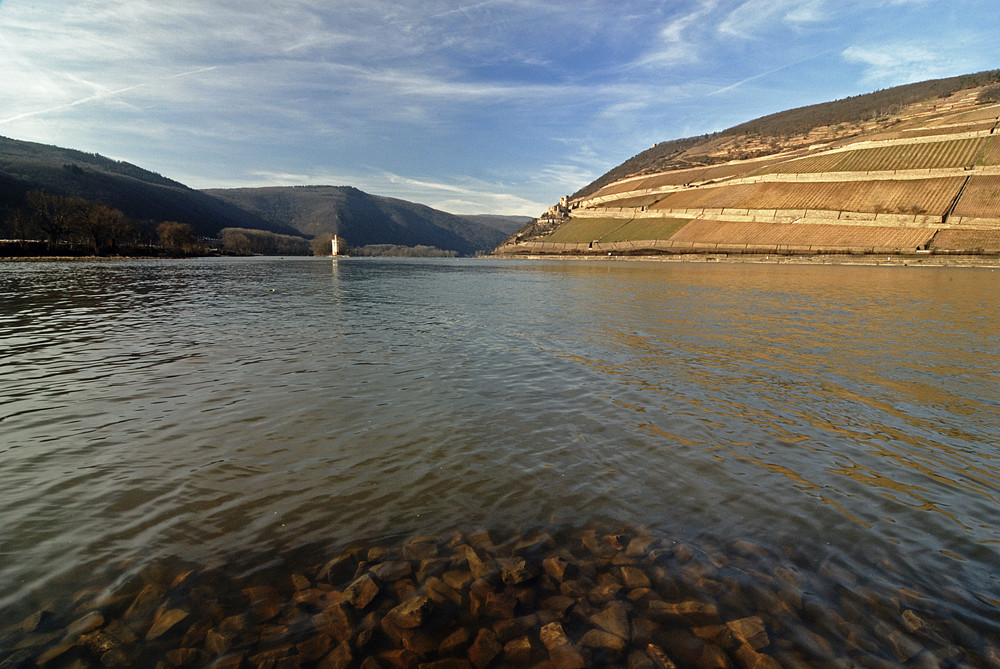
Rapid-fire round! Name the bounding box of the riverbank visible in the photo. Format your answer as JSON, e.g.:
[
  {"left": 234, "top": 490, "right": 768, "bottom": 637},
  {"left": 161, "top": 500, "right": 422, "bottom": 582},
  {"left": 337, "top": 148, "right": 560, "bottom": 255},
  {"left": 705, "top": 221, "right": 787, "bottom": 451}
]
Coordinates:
[{"left": 491, "top": 252, "right": 1000, "bottom": 268}]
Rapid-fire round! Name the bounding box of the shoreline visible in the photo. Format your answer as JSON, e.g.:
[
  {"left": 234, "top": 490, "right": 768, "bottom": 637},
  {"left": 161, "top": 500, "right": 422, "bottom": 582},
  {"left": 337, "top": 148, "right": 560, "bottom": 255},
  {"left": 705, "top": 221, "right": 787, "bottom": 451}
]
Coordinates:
[
  {"left": 490, "top": 252, "right": 1000, "bottom": 268},
  {"left": 5, "top": 253, "right": 1000, "bottom": 268}
]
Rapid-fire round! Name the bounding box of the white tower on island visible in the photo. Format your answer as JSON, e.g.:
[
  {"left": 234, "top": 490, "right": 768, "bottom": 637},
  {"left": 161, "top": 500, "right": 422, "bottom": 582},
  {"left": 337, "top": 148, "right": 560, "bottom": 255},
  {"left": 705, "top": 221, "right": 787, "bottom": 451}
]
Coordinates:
[{"left": 331, "top": 235, "right": 340, "bottom": 256}]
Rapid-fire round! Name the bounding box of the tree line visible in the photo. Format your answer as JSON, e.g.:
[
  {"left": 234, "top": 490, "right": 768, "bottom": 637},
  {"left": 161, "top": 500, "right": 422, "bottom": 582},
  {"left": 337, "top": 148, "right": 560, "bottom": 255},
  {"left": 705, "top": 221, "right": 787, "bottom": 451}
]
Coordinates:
[
  {"left": 3, "top": 189, "right": 454, "bottom": 258},
  {"left": 220, "top": 228, "right": 312, "bottom": 256},
  {"left": 0, "top": 189, "right": 212, "bottom": 256}
]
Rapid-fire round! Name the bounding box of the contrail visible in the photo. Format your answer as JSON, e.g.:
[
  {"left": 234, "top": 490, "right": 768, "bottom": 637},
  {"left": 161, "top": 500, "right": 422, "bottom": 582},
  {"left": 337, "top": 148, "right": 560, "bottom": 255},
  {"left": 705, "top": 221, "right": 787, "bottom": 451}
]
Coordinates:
[
  {"left": 707, "top": 48, "right": 835, "bottom": 97},
  {"left": 166, "top": 65, "right": 218, "bottom": 80},
  {"left": 0, "top": 65, "right": 219, "bottom": 124}
]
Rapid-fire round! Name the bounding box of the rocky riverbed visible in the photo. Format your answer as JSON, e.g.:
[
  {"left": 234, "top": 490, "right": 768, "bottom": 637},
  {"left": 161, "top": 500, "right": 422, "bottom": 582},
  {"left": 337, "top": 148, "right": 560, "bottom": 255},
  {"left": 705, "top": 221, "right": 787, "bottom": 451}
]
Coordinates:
[{"left": 2, "top": 522, "right": 997, "bottom": 668}]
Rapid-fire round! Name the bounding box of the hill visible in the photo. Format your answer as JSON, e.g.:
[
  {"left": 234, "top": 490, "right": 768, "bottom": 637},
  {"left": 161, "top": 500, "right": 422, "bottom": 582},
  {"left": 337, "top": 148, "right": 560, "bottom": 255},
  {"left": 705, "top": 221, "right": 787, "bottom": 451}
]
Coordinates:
[
  {"left": 203, "top": 186, "right": 512, "bottom": 256},
  {"left": 0, "top": 136, "right": 294, "bottom": 238},
  {"left": 461, "top": 214, "right": 533, "bottom": 235},
  {"left": 497, "top": 70, "right": 1000, "bottom": 260},
  {"left": 0, "top": 136, "right": 518, "bottom": 256}
]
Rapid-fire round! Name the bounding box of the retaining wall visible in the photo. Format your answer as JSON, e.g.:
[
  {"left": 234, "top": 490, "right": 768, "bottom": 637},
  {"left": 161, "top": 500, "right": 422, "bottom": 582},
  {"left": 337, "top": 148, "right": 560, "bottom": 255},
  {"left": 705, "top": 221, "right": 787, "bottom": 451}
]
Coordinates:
[{"left": 572, "top": 206, "right": 943, "bottom": 228}]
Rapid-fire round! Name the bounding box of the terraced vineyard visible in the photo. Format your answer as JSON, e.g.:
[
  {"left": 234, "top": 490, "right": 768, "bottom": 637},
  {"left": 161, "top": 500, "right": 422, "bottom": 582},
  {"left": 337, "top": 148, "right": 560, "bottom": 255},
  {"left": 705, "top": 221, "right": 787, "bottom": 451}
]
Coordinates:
[
  {"left": 980, "top": 137, "right": 1000, "bottom": 165},
  {"left": 931, "top": 228, "right": 1000, "bottom": 251},
  {"left": 897, "top": 122, "right": 995, "bottom": 139},
  {"left": 498, "top": 79, "right": 1000, "bottom": 260},
  {"left": 600, "top": 218, "right": 690, "bottom": 242},
  {"left": 546, "top": 217, "right": 633, "bottom": 243},
  {"left": 547, "top": 217, "right": 691, "bottom": 243},
  {"left": 953, "top": 175, "right": 1000, "bottom": 217},
  {"left": 590, "top": 159, "right": 790, "bottom": 198},
  {"left": 668, "top": 221, "right": 935, "bottom": 249},
  {"left": 757, "top": 137, "right": 988, "bottom": 174},
  {"left": 649, "top": 177, "right": 964, "bottom": 215}
]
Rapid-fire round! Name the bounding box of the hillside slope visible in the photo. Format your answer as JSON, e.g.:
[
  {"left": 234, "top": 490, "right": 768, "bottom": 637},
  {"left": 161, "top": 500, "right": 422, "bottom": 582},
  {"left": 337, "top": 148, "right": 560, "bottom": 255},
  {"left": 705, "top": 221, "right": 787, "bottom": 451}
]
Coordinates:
[
  {"left": 499, "top": 71, "right": 1000, "bottom": 259},
  {"left": 0, "top": 136, "right": 519, "bottom": 255},
  {"left": 0, "top": 136, "right": 294, "bottom": 237},
  {"left": 204, "top": 186, "right": 511, "bottom": 256}
]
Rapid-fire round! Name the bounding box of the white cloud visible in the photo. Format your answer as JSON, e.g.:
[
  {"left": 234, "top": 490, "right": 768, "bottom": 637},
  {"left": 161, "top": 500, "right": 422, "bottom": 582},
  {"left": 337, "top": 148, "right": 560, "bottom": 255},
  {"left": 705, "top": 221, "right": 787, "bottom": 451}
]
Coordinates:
[
  {"left": 841, "top": 44, "right": 954, "bottom": 86},
  {"left": 636, "top": 1, "right": 719, "bottom": 68},
  {"left": 379, "top": 172, "right": 548, "bottom": 216},
  {"left": 207, "top": 169, "right": 548, "bottom": 217},
  {"left": 3, "top": 0, "right": 998, "bottom": 215},
  {"left": 719, "top": 0, "right": 826, "bottom": 39}
]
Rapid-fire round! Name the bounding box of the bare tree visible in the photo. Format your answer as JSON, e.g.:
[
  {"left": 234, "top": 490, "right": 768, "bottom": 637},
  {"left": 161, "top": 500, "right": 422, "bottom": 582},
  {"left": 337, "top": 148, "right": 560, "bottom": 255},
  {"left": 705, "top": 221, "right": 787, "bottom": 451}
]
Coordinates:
[
  {"left": 157, "top": 221, "right": 202, "bottom": 255},
  {"left": 311, "top": 232, "right": 334, "bottom": 256},
  {"left": 222, "top": 228, "right": 253, "bottom": 255},
  {"left": 25, "top": 190, "right": 79, "bottom": 249},
  {"left": 3, "top": 207, "right": 37, "bottom": 240},
  {"left": 76, "top": 202, "right": 132, "bottom": 255}
]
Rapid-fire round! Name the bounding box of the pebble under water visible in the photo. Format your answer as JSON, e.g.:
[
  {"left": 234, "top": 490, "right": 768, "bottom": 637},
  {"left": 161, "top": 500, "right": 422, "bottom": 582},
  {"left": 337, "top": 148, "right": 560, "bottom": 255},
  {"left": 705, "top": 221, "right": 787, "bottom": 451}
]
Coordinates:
[{"left": 4, "top": 521, "right": 999, "bottom": 668}]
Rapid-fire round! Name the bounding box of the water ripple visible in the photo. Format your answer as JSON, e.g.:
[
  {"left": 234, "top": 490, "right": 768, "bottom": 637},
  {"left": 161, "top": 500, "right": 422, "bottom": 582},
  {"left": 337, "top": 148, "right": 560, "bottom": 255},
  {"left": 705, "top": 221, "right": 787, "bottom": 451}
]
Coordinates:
[{"left": 1, "top": 258, "right": 998, "bottom": 628}]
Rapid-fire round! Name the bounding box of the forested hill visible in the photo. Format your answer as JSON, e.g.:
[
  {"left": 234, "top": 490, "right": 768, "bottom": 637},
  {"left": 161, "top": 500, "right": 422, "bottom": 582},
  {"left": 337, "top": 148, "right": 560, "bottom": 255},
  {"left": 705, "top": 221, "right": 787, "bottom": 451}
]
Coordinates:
[
  {"left": 0, "top": 136, "right": 293, "bottom": 237},
  {"left": 0, "top": 136, "right": 525, "bottom": 255},
  {"left": 204, "top": 186, "right": 516, "bottom": 256}
]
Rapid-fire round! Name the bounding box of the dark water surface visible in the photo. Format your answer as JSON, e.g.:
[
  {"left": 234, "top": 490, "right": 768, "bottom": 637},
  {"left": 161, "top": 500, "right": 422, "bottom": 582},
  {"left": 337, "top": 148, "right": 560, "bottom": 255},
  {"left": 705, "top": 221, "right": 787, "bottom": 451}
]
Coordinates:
[{"left": 1, "top": 257, "right": 998, "bottom": 666}]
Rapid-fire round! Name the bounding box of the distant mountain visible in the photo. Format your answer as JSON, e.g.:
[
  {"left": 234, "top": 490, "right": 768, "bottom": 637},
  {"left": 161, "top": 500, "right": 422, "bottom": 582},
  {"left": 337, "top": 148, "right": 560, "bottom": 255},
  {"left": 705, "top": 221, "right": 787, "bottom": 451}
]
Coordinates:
[
  {"left": 203, "top": 186, "right": 512, "bottom": 256},
  {"left": 0, "top": 136, "right": 519, "bottom": 255},
  {"left": 0, "top": 136, "right": 295, "bottom": 237},
  {"left": 461, "top": 214, "right": 533, "bottom": 235}
]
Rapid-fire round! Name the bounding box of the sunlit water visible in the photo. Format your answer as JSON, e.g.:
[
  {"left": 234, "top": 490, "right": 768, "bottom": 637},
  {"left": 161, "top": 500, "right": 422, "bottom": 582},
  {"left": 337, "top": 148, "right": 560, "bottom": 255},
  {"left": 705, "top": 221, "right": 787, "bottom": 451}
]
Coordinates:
[{"left": 1, "top": 257, "right": 998, "bottom": 664}]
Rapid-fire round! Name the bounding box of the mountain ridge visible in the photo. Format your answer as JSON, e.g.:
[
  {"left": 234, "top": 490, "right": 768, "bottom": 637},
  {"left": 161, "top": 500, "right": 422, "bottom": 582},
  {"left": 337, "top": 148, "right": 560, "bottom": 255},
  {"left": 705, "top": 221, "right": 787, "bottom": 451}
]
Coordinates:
[
  {"left": 203, "top": 185, "right": 519, "bottom": 256},
  {"left": 0, "top": 136, "right": 520, "bottom": 255},
  {"left": 0, "top": 135, "right": 293, "bottom": 237}
]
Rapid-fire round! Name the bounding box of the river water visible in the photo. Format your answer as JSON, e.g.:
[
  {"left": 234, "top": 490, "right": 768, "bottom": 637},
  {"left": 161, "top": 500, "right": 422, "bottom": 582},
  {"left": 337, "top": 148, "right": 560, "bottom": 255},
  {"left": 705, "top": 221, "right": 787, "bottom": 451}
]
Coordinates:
[{"left": 1, "top": 257, "right": 998, "bottom": 666}]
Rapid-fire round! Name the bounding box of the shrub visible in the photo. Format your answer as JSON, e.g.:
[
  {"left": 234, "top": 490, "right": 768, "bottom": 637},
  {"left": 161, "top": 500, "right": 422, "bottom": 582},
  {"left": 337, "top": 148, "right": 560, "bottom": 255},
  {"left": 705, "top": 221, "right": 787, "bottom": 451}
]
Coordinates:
[{"left": 976, "top": 84, "right": 1000, "bottom": 105}]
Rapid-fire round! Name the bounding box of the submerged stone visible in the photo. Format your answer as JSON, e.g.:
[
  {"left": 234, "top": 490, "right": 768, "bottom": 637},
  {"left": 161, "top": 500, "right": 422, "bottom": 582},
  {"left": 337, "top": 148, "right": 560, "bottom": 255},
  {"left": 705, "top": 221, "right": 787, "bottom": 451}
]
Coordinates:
[
  {"left": 503, "top": 635, "right": 533, "bottom": 664},
  {"left": 345, "top": 573, "right": 380, "bottom": 609},
  {"left": 467, "top": 628, "right": 501, "bottom": 669},
  {"left": 318, "top": 640, "right": 353, "bottom": 669},
  {"left": 145, "top": 608, "right": 189, "bottom": 641},
  {"left": 579, "top": 628, "right": 627, "bottom": 652},
  {"left": 66, "top": 611, "right": 105, "bottom": 638},
  {"left": 2, "top": 521, "right": 986, "bottom": 669},
  {"left": 438, "top": 627, "right": 471, "bottom": 656},
  {"left": 591, "top": 602, "right": 631, "bottom": 640},
  {"left": 648, "top": 599, "right": 720, "bottom": 625},
  {"left": 386, "top": 596, "right": 432, "bottom": 629},
  {"left": 726, "top": 616, "right": 769, "bottom": 651}
]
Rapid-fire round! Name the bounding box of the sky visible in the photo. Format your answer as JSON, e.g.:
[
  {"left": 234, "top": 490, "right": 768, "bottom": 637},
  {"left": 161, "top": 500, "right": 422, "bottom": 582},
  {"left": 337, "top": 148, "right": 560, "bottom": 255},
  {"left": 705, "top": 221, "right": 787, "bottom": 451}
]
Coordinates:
[{"left": 1, "top": 1, "right": 998, "bottom": 217}]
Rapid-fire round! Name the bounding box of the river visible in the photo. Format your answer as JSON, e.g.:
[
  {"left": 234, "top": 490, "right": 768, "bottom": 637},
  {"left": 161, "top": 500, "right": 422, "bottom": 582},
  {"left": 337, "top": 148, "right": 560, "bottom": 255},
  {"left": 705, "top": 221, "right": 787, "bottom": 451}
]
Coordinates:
[{"left": 1, "top": 257, "right": 998, "bottom": 667}]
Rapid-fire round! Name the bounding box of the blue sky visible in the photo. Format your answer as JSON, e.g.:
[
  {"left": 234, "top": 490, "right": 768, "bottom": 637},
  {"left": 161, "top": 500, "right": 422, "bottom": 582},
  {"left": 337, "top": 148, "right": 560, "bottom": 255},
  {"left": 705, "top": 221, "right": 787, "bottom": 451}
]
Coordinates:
[{"left": 1, "top": 1, "right": 998, "bottom": 216}]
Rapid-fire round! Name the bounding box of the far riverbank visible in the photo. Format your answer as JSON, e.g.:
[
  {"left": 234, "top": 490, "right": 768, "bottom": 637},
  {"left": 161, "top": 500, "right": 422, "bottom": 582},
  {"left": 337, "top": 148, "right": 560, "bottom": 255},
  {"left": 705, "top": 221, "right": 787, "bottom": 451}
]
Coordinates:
[{"left": 491, "top": 252, "right": 1000, "bottom": 268}]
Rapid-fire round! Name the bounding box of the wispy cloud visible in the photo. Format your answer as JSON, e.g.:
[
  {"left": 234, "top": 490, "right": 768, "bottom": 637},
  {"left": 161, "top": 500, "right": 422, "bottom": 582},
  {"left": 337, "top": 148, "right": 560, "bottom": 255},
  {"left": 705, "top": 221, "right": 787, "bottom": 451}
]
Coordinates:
[
  {"left": 382, "top": 173, "right": 547, "bottom": 216},
  {"left": 719, "top": 0, "right": 826, "bottom": 39},
  {"left": 219, "top": 169, "right": 548, "bottom": 216},
  {"left": 842, "top": 44, "right": 954, "bottom": 86},
  {"left": 2, "top": 0, "right": 997, "bottom": 215},
  {"left": 635, "top": 1, "right": 719, "bottom": 68},
  {"left": 0, "top": 66, "right": 218, "bottom": 125}
]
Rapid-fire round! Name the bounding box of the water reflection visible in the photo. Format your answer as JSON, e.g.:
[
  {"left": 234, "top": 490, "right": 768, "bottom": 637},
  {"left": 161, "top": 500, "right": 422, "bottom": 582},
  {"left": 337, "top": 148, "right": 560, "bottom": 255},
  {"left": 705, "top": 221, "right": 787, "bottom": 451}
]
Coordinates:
[{"left": 535, "top": 263, "right": 1000, "bottom": 547}]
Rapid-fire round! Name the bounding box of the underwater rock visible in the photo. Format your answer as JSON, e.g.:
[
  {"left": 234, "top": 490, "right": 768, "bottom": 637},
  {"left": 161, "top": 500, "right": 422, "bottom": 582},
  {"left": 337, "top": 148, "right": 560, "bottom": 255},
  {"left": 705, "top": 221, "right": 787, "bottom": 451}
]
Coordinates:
[{"left": 1, "top": 522, "right": 986, "bottom": 669}]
